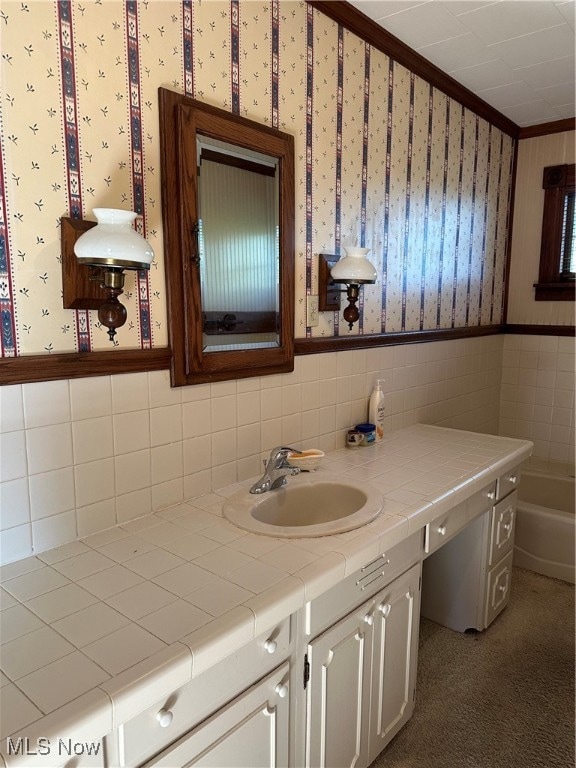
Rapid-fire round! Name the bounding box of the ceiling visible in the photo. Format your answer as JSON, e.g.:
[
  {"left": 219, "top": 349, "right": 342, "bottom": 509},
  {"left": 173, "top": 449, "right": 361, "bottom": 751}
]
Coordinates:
[{"left": 347, "top": 0, "right": 575, "bottom": 127}]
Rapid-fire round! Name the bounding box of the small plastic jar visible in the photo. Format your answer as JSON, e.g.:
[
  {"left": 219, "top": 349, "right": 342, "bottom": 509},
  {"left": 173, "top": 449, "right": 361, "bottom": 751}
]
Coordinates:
[{"left": 355, "top": 422, "right": 376, "bottom": 446}]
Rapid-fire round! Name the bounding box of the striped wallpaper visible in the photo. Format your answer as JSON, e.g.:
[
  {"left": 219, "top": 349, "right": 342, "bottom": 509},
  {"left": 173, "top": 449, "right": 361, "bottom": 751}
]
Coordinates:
[{"left": 0, "top": 0, "right": 514, "bottom": 358}]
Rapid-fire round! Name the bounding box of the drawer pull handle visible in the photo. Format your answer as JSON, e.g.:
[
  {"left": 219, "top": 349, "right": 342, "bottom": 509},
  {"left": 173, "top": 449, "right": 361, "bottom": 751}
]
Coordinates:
[
  {"left": 264, "top": 639, "right": 277, "bottom": 654},
  {"left": 363, "top": 612, "right": 374, "bottom": 626},
  {"left": 359, "top": 570, "right": 387, "bottom": 590},
  {"left": 378, "top": 603, "right": 391, "bottom": 618},
  {"left": 437, "top": 525, "right": 447, "bottom": 536},
  {"left": 361, "top": 554, "right": 385, "bottom": 572},
  {"left": 275, "top": 683, "right": 288, "bottom": 699},
  {"left": 156, "top": 709, "right": 174, "bottom": 728}
]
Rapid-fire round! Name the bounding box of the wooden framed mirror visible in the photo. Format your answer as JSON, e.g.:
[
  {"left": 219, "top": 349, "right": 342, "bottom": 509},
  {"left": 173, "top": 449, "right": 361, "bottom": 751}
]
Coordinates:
[{"left": 158, "top": 87, "right": 295, "bottom": 386}]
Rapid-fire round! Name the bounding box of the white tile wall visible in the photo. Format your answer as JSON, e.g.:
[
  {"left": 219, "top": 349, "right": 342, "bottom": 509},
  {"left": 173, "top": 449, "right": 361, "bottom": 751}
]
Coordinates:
[
  {"left": 0, "top": 336, "right": 506, "bottom": 564},
  {"left": 499, "top": 335, "right": 575, "bottom": 475}
]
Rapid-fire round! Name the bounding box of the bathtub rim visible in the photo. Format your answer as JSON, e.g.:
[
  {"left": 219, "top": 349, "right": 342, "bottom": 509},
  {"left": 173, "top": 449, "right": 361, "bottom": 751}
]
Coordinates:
[
  {"left": 514, "top": 487, "right": 575, "bottom": 584},
  {"left": 516, "top": 498, "right": 574, "bottom": 522},
  {"left": 518, "top": 469, "right": 575, "bottom": 516}
]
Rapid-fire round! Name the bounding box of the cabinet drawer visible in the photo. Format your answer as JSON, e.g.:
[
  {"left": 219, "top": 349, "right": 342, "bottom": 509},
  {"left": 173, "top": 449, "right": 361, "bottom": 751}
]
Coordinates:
[
  {"left": 497, "top": 466, "right": 521, "bottom": 500},
  {"left": 488, "top": 491, "right": 517, "bottom": 567},
  {"left": 424, "top": 501, "right": 469, "bottom": 556},
  {"left": 485, "top": 550, "right": 513, "bottom": 627},
  {"left": 306, "top": 533, "right": 421, "bottom": 638},
  {"left": 467, "top": 481, "right": 497, "bottom": 521},
  {"left": 119, "top": 619, "right": 290, "bottom": 767},
  {"left": 142, "top": 662, "right": 290, "bottom": 768}
]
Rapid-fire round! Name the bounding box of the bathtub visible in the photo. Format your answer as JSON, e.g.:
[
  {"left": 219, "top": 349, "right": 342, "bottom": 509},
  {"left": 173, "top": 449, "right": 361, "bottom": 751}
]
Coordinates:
[{"left": 514, "top": 470, "right": 575, "bottom": 584}]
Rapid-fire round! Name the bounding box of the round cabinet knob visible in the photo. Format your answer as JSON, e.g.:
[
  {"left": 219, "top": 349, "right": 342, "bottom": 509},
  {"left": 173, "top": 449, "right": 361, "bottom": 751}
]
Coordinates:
[
  {"left": 156, "top": 709, "right": 174, "bottom": 728},
  {"left": 378, "top": 603, "right": 391, "bottom": 618},
  {"left": 264, "top": 639, "right": 277, "bottom": 654},
  {"left": 275, "top": 683, "right": 288, "bottom": 699},
  {"left": 437, "top": 525, "right": 447, "bottom": 536},
  {"left": 487, "top": 491, "right": 496, "bottom": 500},
  {"left": 503, "top": 522, "right": 512, "bottom": 532},
  {"left": 509, "top": 475, "right": 518, "bottom": 484},
  {"left": 363, "top": 613, "right": 374, "bottom": 626},
  {"left": 499, "top": 585, "right": 507, "bottom": 593}
]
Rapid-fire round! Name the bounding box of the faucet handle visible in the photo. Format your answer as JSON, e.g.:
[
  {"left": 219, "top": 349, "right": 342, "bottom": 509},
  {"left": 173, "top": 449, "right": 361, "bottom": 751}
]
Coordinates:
[
  {"left": 267, "top": 446, "right": 301, "bottom": 466},
  {"left": 277, "top": 446, "right": 302, "bottom": 455}
]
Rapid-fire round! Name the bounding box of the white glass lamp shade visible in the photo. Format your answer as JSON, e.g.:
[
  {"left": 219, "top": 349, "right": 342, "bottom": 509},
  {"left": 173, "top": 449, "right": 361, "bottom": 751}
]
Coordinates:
[
  {"left": 330, "top": 246, "right": 376, "bottom": 284},
  {"left": 74, "top": 208, "right": 154, "bottom": 270}
]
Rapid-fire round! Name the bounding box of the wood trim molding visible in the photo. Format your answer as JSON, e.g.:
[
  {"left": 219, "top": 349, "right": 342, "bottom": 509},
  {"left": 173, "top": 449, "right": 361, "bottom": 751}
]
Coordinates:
[
  {"left": 294, "top": 325, "right": 504, "bottom": 355},
  {"left": 307, "top": 1, "right": 519, "bottom": 138},
  {"left": 503, "top": 324, "right": 575, "bottom": 337},
  {"left": 519, "top": 118, "right": 576, "bottom": 140},
  {"left": 2, "top": 327, "right": 571, "bottom": 385},
  {"left": 533, "top": 283, "right": 575, "bottom": 302},
  {"left": 0, "top": 348, "right": 172, "bottom": 386}
]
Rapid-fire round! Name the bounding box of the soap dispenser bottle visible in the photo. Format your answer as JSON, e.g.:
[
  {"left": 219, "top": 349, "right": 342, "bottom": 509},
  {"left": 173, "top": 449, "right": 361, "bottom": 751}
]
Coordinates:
[{"left": 368, "top": 379, "right": 385, "bottom": 442}]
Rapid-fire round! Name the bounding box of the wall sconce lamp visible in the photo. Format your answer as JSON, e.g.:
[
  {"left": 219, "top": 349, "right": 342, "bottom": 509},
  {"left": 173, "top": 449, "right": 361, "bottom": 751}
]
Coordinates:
[
  {"left": 61, "top": 208, "right": 154, "bottom": 342},
  {"left": 318, "top": 247, "right": 377, "bottom": 329}
]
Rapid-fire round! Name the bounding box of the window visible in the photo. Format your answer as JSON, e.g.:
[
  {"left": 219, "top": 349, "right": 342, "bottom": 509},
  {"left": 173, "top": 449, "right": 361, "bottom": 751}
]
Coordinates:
[
  {"left": 559, "top": 188, "right": 575, "bottom": 278},
  {"left": 534, "top": 163, "right": 575, "bottom": 301}
]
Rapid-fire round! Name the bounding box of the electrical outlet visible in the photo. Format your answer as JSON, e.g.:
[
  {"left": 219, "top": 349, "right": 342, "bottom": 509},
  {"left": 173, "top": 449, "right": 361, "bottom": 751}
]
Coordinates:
[{"left": 307, "top": 295, "right": 319, "bottom": 327}]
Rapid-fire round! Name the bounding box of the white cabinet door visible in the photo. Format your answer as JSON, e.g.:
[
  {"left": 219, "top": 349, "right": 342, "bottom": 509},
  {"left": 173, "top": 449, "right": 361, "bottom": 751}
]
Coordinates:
[
  {"left": 305, "top": 565, "right": 422, "bottom": 768},
  {"left": 367, "top": 563, "right": 420, "bottom": 765},
  {"left": 485, "top": 550, "right": 514, "bottom": 627},
  {"left": 144, "top": 663, "right": 289, "bottom": 768},
  {"left": 305, "top": 602, "right": 373, "bottom": 768}
]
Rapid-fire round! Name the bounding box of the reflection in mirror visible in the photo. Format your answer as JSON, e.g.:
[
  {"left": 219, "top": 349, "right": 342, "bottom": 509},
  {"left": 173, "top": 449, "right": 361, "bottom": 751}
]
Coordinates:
[
  {"left": 158, "top": 87, "right": 294, "bottom": 386},
  {"left": 197, "top": 136, "right": 280, "bottom": 351}
]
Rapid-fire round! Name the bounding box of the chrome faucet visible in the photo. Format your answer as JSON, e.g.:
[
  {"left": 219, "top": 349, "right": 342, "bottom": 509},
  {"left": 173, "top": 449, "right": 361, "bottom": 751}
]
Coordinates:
[{"left": 249, "top": 446, "right": 302, "bottom": 494}]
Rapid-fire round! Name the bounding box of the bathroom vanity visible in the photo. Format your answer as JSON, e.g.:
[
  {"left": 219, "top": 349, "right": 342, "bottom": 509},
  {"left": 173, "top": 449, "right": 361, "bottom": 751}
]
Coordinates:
[
  {"left": 421, "top": 473, "right": 519, "bottom": 632},
  {"left": 0, "top": 425, "right": 531, "bottom": 768}
]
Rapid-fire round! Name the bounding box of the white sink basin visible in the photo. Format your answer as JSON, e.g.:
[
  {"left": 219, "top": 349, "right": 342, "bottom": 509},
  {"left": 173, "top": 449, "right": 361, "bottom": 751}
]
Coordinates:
[{"left": 223, "top": 472, "right": 383, "bottom": 538}]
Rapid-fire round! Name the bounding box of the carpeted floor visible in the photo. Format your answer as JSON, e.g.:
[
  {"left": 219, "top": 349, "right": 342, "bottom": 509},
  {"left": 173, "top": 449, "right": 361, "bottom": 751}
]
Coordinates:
[{"left": 371, "top": 567, "right": 575, "bottom": 768}]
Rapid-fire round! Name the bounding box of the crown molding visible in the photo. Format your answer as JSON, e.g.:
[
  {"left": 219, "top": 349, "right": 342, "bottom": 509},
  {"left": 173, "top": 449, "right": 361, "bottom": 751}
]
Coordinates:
[
  {"left": 518, "top": 118, "right": 576, "bottom": 140},
  {"left": 307, "top": 1, "right": 520, "bottom": 138}
]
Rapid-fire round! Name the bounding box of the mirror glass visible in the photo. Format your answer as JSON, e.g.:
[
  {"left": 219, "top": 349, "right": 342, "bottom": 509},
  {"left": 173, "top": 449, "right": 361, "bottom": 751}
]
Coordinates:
[{"left": 197, "top": 135, "right": 280, "bottom": 352}]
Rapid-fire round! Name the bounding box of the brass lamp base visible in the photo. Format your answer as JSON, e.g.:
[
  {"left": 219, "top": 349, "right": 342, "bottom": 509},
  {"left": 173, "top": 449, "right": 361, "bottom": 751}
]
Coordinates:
[{"left": 96, "top": 269, "right": 127, "bottom": 341}]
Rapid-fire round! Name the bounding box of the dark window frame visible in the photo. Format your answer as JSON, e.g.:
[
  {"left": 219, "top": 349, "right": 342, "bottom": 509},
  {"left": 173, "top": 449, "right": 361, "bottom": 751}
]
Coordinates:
[{"left": 534, "top": 163, "right": 576, "bottom": 301}]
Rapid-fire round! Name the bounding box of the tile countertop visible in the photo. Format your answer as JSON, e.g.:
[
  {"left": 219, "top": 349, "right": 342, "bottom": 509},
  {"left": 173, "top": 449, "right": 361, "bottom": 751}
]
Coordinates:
[{"left": 0, "top": 425, "right": 532, "bottom": 762}]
